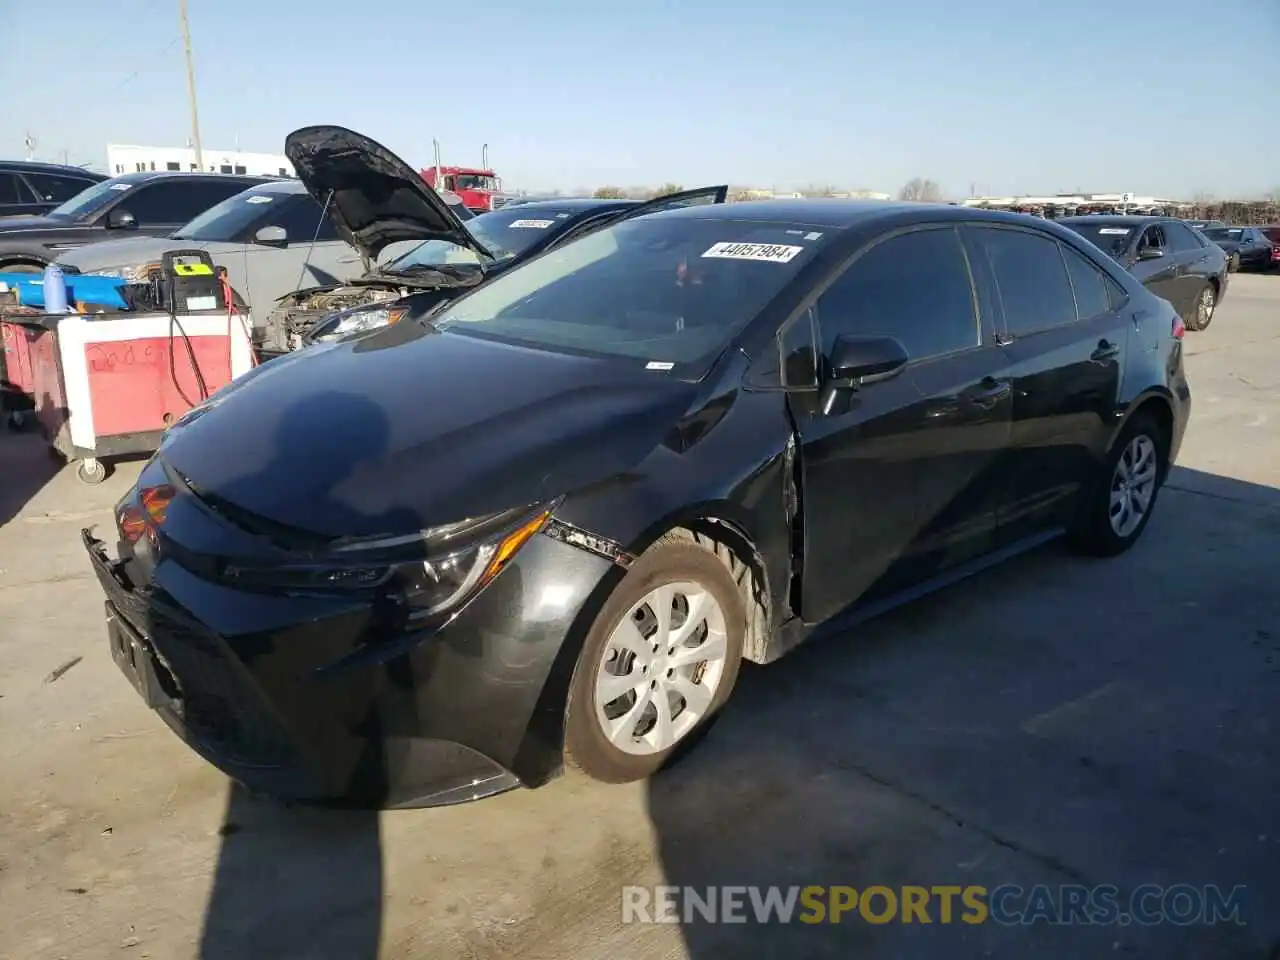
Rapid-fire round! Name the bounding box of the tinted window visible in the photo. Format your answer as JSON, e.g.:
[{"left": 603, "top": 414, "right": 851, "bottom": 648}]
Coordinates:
[
  {"left": 976, "top": 227, "right": 1076, "bottom": 337},
  {"left": 815, "top": 227, "right": 979, "bottom": 360},
  {"left": 749, "top": 308, "right": 819, "bottom": 389},
  {"left": 1163, "top": 221, "right": 1202, "bottom": 252},
  {"left": 1061, "top": 244, "right": 1114, "bottom": 321},
  {"left": 430, "top": 217, "right": 827, "bottom": 375},
  {"left": 124, "top": 180, "right": 252, "bottom": 225},
  {"left": 0, "top": 173, "right": 30, "bottom": 205},
  {"left": 271, "top": 195, "right": 339, "bottom": 241},
  {"left": 1060, "top": 221, "right": 1136, "bottom": 257},
  {"left": 1137, "top": 225, "right": 1165, "bottom": 250},
  {"left": 23, "top": 172, "right": 95, "bottom": 203}
]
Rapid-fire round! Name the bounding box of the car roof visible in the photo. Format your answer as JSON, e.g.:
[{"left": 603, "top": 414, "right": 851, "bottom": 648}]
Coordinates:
[
  {"left": 493, "top": 197, "right": 638, "bottom": 214},
  {"left": 239, "top": 179, "right": 308, "bottom": 195},
  {"left": 100, "top": 171, "right": 279, "bottom": 187},
  {"left": 649, "top": 198, "right": 1057, "bottom": 232},
  {"left": 1058, "top": 215, "right": 1166, "bottom": 226},
  {"left": 0, "top": 159, "right": 106, "bottom": 178}
]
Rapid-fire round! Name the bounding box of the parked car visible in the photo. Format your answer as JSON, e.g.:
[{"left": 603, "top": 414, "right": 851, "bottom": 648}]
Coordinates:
[
  {"left": 1184, "top": 220, "right": 1225, "bottom": 231},
  {"left": 0, "top": 161, "right": 107, "bottom": 219},
  {"left": 260, "top": 125, "right": 727, "bottom": 354},
  {"left": 0, "top": 172, "right": 273, "bottom": 272},
  {"left": 1059, "top": 215, "right": 1228, "bottom": 330},
  {"left": 85, "top": 199, "right": 1190, "bottom": 808},
  {"left": 1199, "top": 225, "right": 1277, "bottom": 272}
]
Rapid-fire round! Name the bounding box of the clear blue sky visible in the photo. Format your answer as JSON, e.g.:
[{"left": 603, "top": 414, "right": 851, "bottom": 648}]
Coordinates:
[{"left": 4, "top": 0, "right": 1277, "bottom": 198}]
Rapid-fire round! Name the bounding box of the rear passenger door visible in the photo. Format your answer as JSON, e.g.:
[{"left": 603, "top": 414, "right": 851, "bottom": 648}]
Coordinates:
[
  {"left": 965, "top": 225, "right": 1129, "bottom": 547},
  {"left": 790, "top": 224, "right": 1012, "bottom": 622},
  {"left": 1162, "top": 220, "right": 1211, "bottom": 309},
  {"left": 108, "top": 180, "right": 254, "bottom": 237}
]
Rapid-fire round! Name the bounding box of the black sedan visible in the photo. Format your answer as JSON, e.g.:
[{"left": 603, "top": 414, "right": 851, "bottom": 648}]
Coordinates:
[
  {"left": 1059, "top": 215, "right": 1229, "bottom": 330},
  {"left": 0, "top": 171, "right": 274, "bottom": 272},
  {"left": 1200, "top": 225, "right": 1277, "bottom": 272},
  {"left": 85, "top": 200, "right": 1190, "bottom": 808},
  {"left": 259, "top": 125, "right": 726, "bottom": 354},
  {"left": 0, "top": 160, "right": 105, "bottom": 219}
]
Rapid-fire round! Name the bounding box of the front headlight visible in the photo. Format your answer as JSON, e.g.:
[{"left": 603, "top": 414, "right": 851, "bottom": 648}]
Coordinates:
[
  {"left": 220, "top": 503, "right": 555, "bottom": 621},
  {"left": 312, "top": 304, "right": 408, "bottom": 343}
]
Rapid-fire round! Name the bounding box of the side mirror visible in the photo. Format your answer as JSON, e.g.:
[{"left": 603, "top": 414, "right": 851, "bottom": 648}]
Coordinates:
[
  {"left": 254, "top": 225, "right": 288, "bottom": 246},
  {"left": 1137, "top": 246, "right": 1164, "bottom": 261},
  {"left": 107, "top": 208, "right": 137, "bottom": 230},
  {"left": 828, "top": 334, "right": 909, "bottom": 387}
]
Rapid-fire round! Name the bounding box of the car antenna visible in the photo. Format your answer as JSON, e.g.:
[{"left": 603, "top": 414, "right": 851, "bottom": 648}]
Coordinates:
[{"left": 291, "top": 189, "right": 336, "bottom": 295}]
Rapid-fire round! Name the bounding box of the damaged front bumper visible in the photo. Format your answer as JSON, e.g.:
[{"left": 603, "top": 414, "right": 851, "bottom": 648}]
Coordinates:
[{"left": 82, "top": 518, "right": 616, "bottom": 809}]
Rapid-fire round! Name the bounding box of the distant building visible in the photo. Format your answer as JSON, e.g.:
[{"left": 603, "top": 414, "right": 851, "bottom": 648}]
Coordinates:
[{"left": 105, "top": 144, "right": 294, "bottom": 178}]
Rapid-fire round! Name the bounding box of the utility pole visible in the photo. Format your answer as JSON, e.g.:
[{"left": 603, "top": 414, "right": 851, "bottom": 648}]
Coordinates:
[
  {"left": 23, "top": 132, "right": 35, "bottom": 160},
  {"left": 178, "top": 0, "right": 204, "bottom": 172}
]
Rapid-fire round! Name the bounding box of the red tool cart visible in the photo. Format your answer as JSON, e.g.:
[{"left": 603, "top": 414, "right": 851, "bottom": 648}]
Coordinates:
[
  {"left": 15, "top": 310, "right": 255, "bottom": 483},
  {"left": 1, "top": 315, "right": 39, "bottom": 430}
]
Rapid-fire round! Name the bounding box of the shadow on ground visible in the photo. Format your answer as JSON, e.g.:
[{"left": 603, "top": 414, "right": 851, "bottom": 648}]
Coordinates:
[
  {"left": 646, "top": 466, "right": 1280, "bottom": 959},
  {"left": 0, "top": 431, "right": 61, "bottom": 531}
]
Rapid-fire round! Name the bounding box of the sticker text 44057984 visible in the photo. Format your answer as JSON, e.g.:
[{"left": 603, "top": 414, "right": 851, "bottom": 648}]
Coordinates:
[{"left": 701, "top": 242, "right": 805, "bottom": 263}]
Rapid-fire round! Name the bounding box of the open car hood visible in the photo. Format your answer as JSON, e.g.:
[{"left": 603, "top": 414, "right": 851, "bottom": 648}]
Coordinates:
[{"left": 284, "top": 125, "right": 494, "bottom": 265}]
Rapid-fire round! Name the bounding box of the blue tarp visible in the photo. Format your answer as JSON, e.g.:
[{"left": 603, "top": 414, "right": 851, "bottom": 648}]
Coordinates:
[{"left": 0, "top": 272, "right": 129, "bottom": 311}]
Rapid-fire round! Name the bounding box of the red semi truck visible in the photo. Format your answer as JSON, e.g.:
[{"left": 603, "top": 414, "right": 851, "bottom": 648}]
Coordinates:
[{"left": 420, "top": 166, "right": 503, "bottom": 213}]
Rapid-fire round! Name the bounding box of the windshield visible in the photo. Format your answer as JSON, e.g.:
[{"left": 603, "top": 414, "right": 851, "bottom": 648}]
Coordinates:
[
  {"left": 47, "top": 179, "right": 135, "bottom": 221},
  {"left": 1202, "top": 227, "right": 1244, "bottom": 241},
  {"left": 451, "top": 174, "right": 497, "bottom": 191},
  {"left": 386, "top": 207, "right": 581, "bottom": 271},
  {"left": 1061, "top": 223, "right": 1135, "bottom": 257},
  {"left": 430, "top": 216, "right": 825, "bottom": 376},
  {"left": 174, "top": 187, "right": 299, "bottom": 241}
]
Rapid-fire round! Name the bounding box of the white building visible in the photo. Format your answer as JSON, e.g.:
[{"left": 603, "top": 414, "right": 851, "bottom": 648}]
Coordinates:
[{"left": 106, "top": 144, "right": 294, "bottom": 178}]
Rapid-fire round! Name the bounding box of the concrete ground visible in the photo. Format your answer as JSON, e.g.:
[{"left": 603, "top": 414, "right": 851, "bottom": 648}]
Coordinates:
[{"left": 1, "top": 275, "right": 1277, "bottom": 960}]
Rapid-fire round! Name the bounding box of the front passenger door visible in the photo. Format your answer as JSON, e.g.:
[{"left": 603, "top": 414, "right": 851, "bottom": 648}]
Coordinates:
[
  {"left": 1131, "top": 224, "right": 1181, "bottom": 312},
  {"left": 788, "top": 225, "right": 1012, "bottom": 624}
]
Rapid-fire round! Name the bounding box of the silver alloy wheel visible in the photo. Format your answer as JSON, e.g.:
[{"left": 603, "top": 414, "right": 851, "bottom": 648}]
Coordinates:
[
  {"left": 1198, "top": 286, "right": 1215, "bottom": 326},
  {"left": 1109, "top": 435, "right": 1158, "bottom": 538},
  {"left": 593, "top": 581, "right": 729, "bottom": 756}
]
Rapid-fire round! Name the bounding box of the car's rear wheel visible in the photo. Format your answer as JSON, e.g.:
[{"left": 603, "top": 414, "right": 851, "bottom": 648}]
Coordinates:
[
  {"left": 1185, "top": 283, "right": 1215, "bottom": 331},
  {"left": 1070, "top": 412, "right": 1167, "bottom": 557},
  {"left": 563, "top": 538, "right": 745, "bottom": 783}
]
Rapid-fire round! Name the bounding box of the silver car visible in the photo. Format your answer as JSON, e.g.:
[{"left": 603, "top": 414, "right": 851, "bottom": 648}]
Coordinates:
[{"left": 56, "top": 180, "right": 475, "bottom": 331}]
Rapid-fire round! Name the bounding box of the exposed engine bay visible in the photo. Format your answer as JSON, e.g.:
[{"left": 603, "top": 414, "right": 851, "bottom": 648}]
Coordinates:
[{"left": 259, "top": 283, "right": 404, "bottom": 354}]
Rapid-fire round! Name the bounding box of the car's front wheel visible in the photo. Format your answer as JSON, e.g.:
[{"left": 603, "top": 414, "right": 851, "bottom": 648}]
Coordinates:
[
  {"left": 563, "top": 537, "right": 745, "bottom": 783},
  {"left": 1070, "top": 412, "right": 1167, "bottom": 557}
]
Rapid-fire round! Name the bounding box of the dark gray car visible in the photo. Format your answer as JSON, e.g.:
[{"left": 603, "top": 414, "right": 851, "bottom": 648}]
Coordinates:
[{"left": 1059, "top": 216, "right": 1229, "bottom": 331}]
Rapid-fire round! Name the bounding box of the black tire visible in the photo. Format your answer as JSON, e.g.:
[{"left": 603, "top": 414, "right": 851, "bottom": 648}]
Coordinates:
[
  {"left": 563, "top": 537, "right": 746, "bottom": 783},
  {"left": 1070, "top": 412, "right": 1167, "bottom": 557},
  {"left": 1185, "top": 282, "right": 1215, "bottom": 332},
  {"left": 0, "top": 261, "right": 45, "bottom": 274}
]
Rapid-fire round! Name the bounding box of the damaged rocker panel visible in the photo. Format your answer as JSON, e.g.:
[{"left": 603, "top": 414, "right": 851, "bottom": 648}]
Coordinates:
[{"left": 542, "top": 518, "right": 634, "bottom": 569}]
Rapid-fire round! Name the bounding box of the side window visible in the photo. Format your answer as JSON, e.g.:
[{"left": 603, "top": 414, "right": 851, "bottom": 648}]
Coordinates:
[
  {"left": 23, "top": 173, "right": 94, "bottom": 203},
  {"left": 815, "top": 227, "right": 979, "bottom": 361},
  {"left": 124, "top": 180, "right": 249, "bottom": 225},
  {"left": 1163, "top": 221, "right": 1200, "bottom": 252},
  {"left": 975, "top": 227, "right": 1076, "bottom": 337},
  {"left": 268, "top": 196, "right": 340, "bottom": 242},
  {"left": 1137, "top": 225, "right": 1165, "bottom": 251},
  {"left": 1060, "top": 244, "right": 1116, "bottom": 321},
  {"left": 0, "top": 172, "right": 32, "bottom": 205}
]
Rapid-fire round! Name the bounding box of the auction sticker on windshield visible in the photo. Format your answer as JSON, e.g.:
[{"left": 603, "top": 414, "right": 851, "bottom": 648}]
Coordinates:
[
  {"left": 245, "top": 195, "right": 273, "bottom": 204},
  {"left": 509, "top": 219, "right": 555, "bottom": 229},
  {"left": 1099, "top": 228, "right": 1131, "bottom": 235},
  {"left": 702, "top": 242, "right": 804, "bottom": 263},
  {"left": 109, "top": 184, "right": 132, "bottom": 191}
]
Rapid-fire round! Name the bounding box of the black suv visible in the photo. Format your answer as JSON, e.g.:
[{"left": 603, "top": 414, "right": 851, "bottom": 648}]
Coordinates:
[
  {"left": 0, "top": 161, "right": 106, "bottom": 219},
  {"left": 0, "top": 171, "right": 274, "bottom": 272}
]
